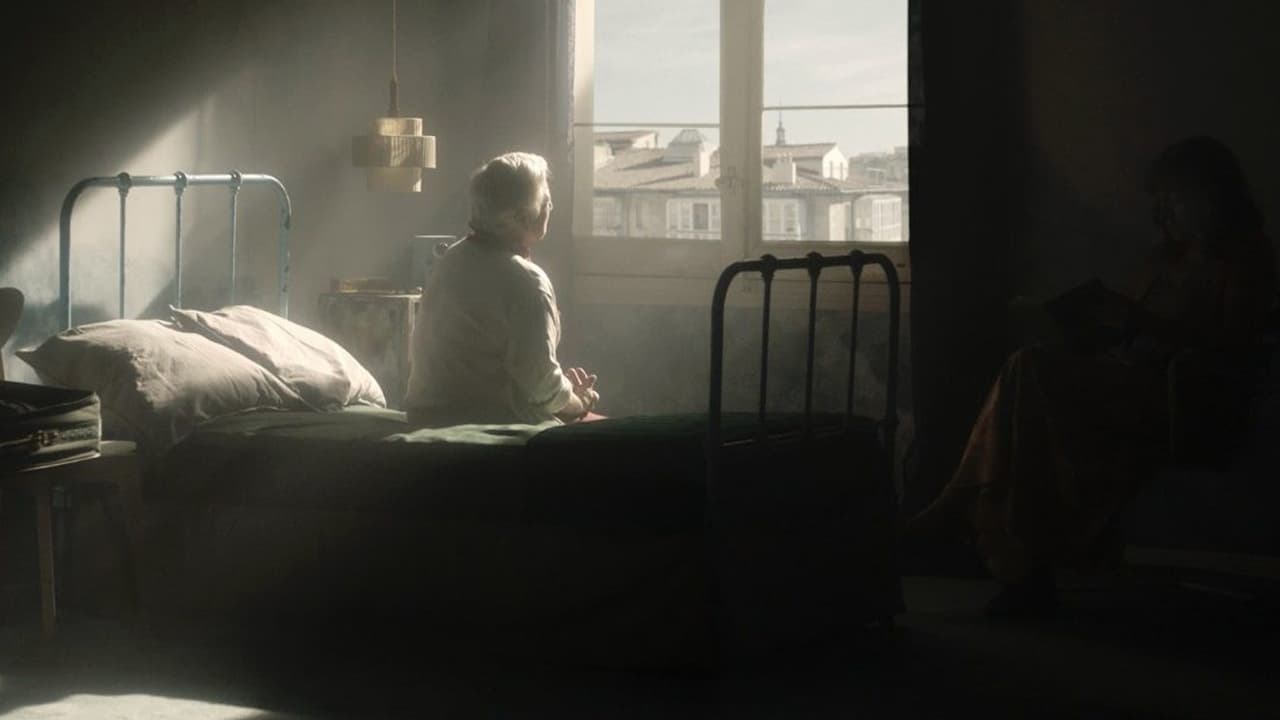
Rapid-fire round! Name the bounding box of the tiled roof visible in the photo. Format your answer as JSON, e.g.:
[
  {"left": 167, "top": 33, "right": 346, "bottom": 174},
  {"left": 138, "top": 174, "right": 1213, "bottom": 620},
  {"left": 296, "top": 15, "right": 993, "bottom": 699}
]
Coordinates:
[
  {"left": 595, "top": 149, "right": 905, "bottom": 194},
  {"left": 595, "top": 130, "right": 656, "bottom": 139},
  {"left": 594, "top": 155, "right": 721, "bottom": 191},
  {"left": 765, "top": 168, "right": 872, "bottom": 193},
  {"left": 594, "top": 130, "right": 657, "bottom": 142},
  {"left": 763, "top": 142, "right": 838, "bottom": 159},
  {"left": 669, "top": 128, "right": 710, "bottom": 145}
]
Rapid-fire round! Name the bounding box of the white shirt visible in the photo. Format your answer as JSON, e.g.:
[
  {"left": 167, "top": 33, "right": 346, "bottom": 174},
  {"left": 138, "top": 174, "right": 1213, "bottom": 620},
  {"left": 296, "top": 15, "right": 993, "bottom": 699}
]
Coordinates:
[{"left": 404, "top": 235, "right": 574, "bottom": 425}]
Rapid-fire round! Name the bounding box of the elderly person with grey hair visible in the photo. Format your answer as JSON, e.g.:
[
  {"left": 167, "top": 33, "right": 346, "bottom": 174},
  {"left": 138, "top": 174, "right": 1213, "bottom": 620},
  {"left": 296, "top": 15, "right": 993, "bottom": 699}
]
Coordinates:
[{"left": 405, "top": 151, "right": 601, "bottom": 426}]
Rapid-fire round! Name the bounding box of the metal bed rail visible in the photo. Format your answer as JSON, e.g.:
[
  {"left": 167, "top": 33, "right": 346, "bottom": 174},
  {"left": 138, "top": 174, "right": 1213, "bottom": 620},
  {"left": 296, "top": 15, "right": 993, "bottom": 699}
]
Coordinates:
[
  {"left": 59, "top": 172, "right": 292, "bottom": 330},
  {"left": 707, "top": 250, "right": 902, "bottom": 489}
]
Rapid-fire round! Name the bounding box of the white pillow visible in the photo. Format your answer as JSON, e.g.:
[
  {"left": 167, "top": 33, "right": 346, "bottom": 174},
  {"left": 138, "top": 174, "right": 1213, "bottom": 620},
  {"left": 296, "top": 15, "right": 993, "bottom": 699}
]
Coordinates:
[
  {"left": 169, "top": 305, "right": 385, "bottom": 410},
  {"left": 17, "top": 319, "right": 306, "bottom": 451}
]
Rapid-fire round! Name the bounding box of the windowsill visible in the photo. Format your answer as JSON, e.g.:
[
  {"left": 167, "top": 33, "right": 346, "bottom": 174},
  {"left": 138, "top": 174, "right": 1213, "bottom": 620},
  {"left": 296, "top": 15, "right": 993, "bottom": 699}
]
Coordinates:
[
  {"left": 573, "top": 234, "right": 911, "bottom": 278},
  {"left": 572, "top": 272, "right": 909, "bottom": 313}
]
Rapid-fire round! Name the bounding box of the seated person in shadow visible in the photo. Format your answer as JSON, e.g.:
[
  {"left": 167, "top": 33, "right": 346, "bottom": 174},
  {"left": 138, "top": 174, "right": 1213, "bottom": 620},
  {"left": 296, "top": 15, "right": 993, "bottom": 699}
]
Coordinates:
[
  {"left": 404, "top": 152, "right": 601, "bottom": 427},
  {"left": 904, "top": 136, "right": 1276, "bottom": 616}
]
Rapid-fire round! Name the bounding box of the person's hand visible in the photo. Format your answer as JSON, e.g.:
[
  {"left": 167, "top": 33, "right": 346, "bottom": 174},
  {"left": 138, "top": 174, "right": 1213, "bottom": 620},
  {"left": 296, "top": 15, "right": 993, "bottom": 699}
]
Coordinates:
[
  {"left": 566, "top": 367, "right": 597, "bottom": 394},
  {"left": 577, "top": 388, "right": 600, "bottom": 415},
  {"left": 565, "top": 367, "right": 600, "bottom": 415}
]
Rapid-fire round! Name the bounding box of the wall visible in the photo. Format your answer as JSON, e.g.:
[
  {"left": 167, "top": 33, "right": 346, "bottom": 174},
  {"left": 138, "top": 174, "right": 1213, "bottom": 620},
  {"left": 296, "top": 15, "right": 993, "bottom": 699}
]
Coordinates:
[
  {"left": 0, "top": 0, "right": 565, "bottom": 384},
  {"left": 1010, "top": 0, "right": 1280, "bottom": 298},
  {"left": 905, "top": 0, "right": 1280, "bottom": 511}
]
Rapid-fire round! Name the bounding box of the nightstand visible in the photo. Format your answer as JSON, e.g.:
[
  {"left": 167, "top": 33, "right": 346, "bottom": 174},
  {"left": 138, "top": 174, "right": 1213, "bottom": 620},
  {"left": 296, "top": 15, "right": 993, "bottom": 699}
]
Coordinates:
[
  {"left": 1, "top": 440, "right": 143, "bottom": 638},
  {"left": 317, "top": 292, "right": 422, "bottom": 409}
]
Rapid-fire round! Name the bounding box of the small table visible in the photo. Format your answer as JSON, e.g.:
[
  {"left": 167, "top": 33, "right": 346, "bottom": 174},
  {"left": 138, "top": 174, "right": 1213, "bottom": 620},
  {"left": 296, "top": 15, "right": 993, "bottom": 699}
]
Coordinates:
[
  {"left": 317, "top": 292, "right": 422, "bottom": 409},
  {"left": 1, "top": 440, "right": 142, "bottom": 638}
]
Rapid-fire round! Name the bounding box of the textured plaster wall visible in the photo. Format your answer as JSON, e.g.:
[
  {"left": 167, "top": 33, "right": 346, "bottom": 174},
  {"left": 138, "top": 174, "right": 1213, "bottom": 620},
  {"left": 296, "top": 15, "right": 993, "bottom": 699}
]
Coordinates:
[{"left": 0, "top": 0, "right": 562, "bottom": 383}]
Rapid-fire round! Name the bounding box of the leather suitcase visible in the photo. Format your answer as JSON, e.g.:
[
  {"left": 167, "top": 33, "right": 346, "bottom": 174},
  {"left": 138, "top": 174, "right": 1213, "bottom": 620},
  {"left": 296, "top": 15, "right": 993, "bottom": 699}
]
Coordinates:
[{"left": 0, "top": 381, "right": 101, "bottom": 473}]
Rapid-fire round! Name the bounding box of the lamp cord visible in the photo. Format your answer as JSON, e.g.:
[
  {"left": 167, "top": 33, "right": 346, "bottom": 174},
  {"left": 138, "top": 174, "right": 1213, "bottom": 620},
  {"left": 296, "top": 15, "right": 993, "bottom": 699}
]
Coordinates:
[{"left": 388, "top": 0, "right": 400, "bottom": 116}]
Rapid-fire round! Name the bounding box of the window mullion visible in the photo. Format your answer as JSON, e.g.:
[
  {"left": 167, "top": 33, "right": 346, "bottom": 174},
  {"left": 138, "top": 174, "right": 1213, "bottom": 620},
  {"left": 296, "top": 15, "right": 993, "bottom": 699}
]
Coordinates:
[{"left": 719, "top": 0, "right": 764, "bottom": 264}]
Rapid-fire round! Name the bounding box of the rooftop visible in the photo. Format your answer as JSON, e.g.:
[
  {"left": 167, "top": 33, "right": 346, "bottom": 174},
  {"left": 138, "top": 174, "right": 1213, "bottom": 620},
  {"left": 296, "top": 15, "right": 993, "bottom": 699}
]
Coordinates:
[
  {"left": 593, "top": 134, "right": 905, "bottom": 193},
  {"left": 669, "top": 128, "right": 710, "bottom": 146},
  {"left": 593, "top": 130, "right": 659, "bottom": 142},
  {"left": 763, "top": 142, "right": 839, "bottom": 159}
]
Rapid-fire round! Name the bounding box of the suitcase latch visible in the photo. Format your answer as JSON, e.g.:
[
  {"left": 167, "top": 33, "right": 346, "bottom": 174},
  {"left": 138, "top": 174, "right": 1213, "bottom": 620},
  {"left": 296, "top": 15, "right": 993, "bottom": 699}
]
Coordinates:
[{"left": 0, "top": 430, "right": 60, "bottom": 453}]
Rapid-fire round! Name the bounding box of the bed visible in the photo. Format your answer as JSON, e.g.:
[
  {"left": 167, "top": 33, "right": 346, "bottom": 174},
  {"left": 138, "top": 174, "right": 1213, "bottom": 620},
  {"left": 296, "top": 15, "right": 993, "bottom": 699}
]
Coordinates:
[{"left": 32, "top": 171, "right": 903, "bottom": 669}]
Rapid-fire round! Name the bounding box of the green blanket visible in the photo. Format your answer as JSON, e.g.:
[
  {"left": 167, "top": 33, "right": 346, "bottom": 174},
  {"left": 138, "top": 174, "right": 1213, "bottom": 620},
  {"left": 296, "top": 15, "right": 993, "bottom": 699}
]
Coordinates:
[{"left": 198, "top": 406, "right": 556, "bottom": 446}]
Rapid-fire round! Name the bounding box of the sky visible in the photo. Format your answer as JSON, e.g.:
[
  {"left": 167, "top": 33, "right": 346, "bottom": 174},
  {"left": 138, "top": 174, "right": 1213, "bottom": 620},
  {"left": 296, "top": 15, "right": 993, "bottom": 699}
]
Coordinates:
[{"left": 593, "top": 0, "right": 909, "bottom": 158}]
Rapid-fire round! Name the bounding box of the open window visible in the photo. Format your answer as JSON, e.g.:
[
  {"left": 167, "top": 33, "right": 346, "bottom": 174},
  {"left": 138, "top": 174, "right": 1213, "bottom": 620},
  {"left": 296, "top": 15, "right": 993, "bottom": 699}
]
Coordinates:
[{"left": 572, "top": 0, "right": 915, "bottom": 308}]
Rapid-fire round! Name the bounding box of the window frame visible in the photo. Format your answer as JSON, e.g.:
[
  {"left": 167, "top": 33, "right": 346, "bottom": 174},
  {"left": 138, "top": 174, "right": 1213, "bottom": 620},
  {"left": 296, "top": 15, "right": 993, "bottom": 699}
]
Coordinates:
[{"left": 571, "top": 0, "right": 915, "bottom": 307}]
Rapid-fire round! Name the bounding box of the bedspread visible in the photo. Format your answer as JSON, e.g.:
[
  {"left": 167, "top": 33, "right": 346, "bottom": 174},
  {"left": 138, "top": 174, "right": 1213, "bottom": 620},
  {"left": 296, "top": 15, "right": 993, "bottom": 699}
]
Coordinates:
[{"left": 152, "top": 407, "right": 554, "bottom": 519}]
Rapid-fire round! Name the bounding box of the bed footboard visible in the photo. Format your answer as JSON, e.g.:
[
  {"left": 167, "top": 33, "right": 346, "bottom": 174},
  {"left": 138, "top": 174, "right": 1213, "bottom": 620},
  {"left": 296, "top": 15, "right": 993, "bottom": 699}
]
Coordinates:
[
  {"left": 707, "top": 250, "right": 901, "bottom": 488},
  {"left": 705, "top": 250, "right": 903, "bottom": 659}
]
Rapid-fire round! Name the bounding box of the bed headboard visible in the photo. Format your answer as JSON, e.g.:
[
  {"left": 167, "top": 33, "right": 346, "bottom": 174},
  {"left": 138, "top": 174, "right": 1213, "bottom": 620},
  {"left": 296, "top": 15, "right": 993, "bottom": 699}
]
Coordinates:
[
  {"left": 59, "top": 172, "right": 293, "bottom": 330},
  {"left": 707, "top": 250, "right": 902, "bottom": 484}
]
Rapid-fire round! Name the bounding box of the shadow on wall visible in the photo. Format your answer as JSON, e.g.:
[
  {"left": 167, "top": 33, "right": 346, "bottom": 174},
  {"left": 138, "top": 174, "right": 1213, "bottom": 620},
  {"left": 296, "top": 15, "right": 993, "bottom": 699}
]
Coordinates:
[
  {"left": 1012, "top": 136, "right": 1168, "bottom": 305},
  {"left": 0, "top": 0, "right": 468, "bottom": 381},
  {"left": 0, "top": 2, "right": 256, "bottom": 376}
]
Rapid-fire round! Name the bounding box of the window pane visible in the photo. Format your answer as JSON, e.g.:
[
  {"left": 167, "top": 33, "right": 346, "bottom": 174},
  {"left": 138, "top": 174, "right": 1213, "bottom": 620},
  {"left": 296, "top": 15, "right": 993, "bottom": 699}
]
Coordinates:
[
  {"left": 693, "top": 203, "right": 709, "bottom": 230},
  {"left": 592, "top": 197, "right": 622, "bottom": 235},
  {"left": 594, "top": 1, "right": 718, "bottom": 124},
  {"left": 760, "top": 108, "right": 908, "bottom": 244},
  {"left": 764, "top": 0, "right": 908, "bottom": 106},
  {"left": 588, "top": 1, "right": 720, "bottom": 240}
]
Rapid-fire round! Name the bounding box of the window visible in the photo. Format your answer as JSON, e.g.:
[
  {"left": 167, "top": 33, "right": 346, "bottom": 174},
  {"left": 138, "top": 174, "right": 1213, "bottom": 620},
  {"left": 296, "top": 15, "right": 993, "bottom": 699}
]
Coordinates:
[
  {"left": 667, "top": 198, "right": 721, "bottom": 238},
  {"left": 573, "top": 0, "right": 915, "bottom": 300},
  {"left": 853, "top": 194, "right": 904, "bottom": 243},
  {"left": 592, "top": 196, "right": 623, "bottom": 235},
  {"left": 759, "top": 0, "right": 909, "bottom": 252},
  {"left": 763, "top": 199, "right": 802, "bottom": 241}
]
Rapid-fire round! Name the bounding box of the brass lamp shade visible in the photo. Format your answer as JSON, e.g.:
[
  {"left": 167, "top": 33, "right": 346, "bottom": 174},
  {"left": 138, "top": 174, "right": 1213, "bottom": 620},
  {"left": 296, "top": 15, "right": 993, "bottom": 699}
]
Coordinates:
[{"left": 352, "top": 117, "right": 437, "bottom": 192}]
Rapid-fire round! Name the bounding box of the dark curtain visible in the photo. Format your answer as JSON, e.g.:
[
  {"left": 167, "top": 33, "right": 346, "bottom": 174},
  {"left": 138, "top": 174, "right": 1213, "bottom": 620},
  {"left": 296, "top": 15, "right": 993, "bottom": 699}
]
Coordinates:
[{"left": 902, "top": 0, "right": 1023, "bottom": 515}]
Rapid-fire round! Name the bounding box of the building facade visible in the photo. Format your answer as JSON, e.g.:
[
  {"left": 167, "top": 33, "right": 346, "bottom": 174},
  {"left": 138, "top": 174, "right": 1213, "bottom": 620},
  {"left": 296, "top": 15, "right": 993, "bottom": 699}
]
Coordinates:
[{"left": 589, "top": 125, "right": 908, "bottom": 244}]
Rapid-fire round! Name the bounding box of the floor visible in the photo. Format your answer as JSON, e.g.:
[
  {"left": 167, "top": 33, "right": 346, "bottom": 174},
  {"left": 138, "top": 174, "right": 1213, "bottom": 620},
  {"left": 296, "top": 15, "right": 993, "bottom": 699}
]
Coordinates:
[{"left": 1, "top": 572, "right": 1276, "bottom": 719}]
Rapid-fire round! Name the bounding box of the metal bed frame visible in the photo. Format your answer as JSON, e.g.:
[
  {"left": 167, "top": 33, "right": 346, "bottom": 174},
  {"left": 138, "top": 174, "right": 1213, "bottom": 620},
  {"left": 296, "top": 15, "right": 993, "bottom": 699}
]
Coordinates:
[
  {"left": 707, "top": 250, "right": 902, "bottom": 490},
  {"left": 704, "top": 250, "right": 903, "bottom": 657},
  {"left": 59, "top": 171, "right": 293, "bottom": 330}
]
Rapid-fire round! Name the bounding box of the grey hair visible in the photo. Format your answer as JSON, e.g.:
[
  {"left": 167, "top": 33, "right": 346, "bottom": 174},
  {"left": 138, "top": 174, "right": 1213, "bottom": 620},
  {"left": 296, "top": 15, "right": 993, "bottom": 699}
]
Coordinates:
[{"left": 468, "top": 152, "right": 551, "bottom": 241}]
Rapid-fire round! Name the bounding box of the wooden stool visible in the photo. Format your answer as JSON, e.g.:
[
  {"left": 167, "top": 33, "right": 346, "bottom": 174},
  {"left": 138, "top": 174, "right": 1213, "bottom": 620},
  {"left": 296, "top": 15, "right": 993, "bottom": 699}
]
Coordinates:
[{"left": 1, "top": 441, "right": 143, "bottom": 638}]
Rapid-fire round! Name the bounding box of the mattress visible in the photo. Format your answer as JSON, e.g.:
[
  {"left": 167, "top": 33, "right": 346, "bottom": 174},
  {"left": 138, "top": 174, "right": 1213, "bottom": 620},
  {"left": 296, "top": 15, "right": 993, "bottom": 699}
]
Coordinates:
[
  {"left": 154, "top": 407, "right": 883, "bottom": 529},
  {"left": 153, "top": 406, "right": 552, "bottom": 519}
]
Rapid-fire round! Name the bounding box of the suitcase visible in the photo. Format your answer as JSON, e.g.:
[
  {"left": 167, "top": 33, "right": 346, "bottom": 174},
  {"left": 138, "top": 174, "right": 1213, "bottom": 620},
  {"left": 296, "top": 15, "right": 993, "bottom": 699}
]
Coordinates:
[{"left": 0, "top": 381, "right": 101, "bottom": 473}]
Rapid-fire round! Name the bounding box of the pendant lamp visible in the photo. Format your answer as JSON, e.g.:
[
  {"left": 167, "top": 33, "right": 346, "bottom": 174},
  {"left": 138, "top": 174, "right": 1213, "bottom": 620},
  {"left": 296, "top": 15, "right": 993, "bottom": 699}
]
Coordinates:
[{"left": 352, "top": 0, "right": 436, "bottom": 192}]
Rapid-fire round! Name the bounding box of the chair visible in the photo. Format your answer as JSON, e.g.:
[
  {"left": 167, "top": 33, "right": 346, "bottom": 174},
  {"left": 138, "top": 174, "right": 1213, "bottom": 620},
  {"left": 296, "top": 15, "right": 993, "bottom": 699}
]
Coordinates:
[
  {"left": 0, "top": 287, "right": 23, "bottom": 381},
  {"left": 1, "top": 288, "right": 143, "bottom": 637},
  {"left": 1121, "top": 296, "right": 1280, "bottom": 590}
]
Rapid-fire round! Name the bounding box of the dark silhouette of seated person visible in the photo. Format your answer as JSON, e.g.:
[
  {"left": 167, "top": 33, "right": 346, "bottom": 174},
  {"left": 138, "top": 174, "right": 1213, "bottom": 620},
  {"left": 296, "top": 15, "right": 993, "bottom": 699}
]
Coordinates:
[{"left": 906, "top": 136, "right": 1277, "bottom": 616}]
